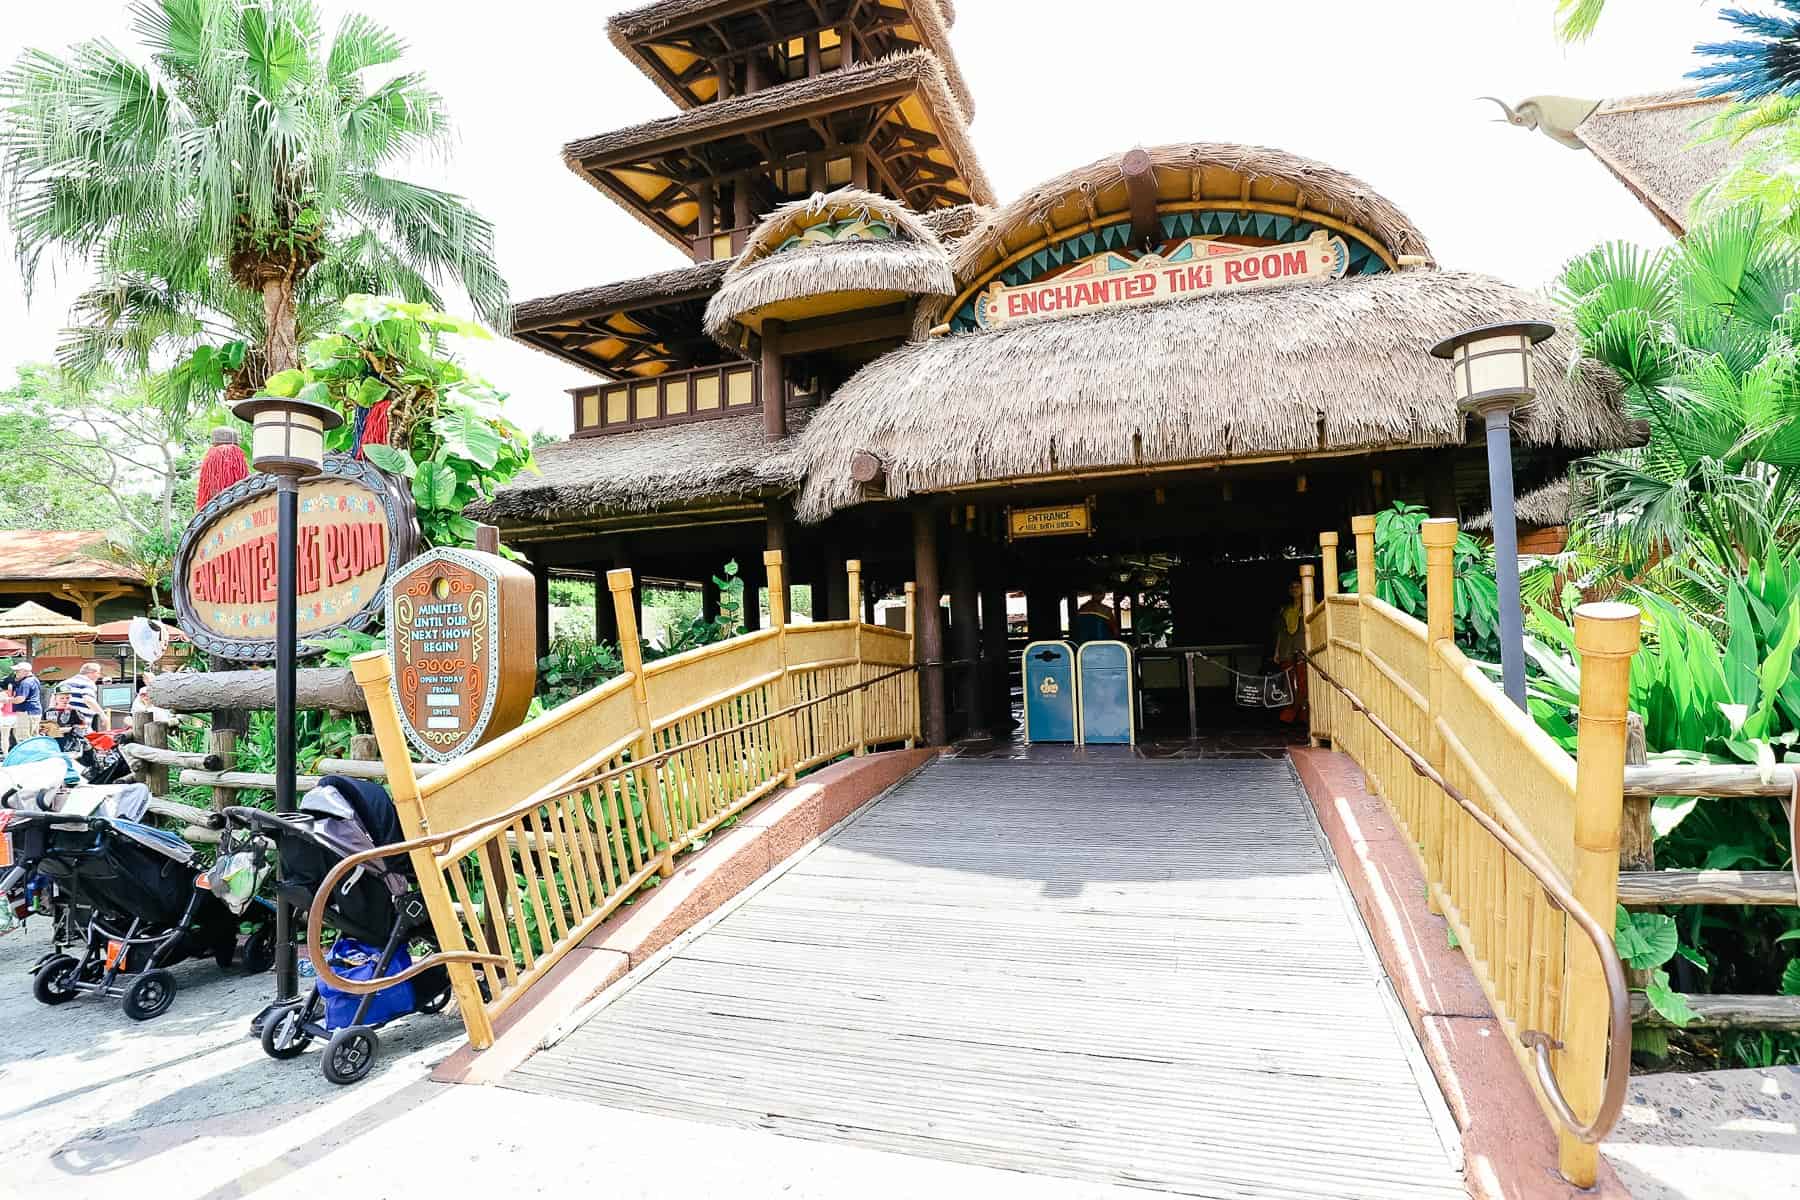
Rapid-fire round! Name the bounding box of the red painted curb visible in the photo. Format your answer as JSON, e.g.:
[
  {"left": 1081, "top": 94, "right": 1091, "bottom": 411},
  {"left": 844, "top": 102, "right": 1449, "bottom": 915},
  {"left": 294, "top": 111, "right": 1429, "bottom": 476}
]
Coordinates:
[
  {"left": 1290, "top": 748, "right": 1631, "bottom": 1200},
  {"left": 432, "top": 747, "right": 939, "bottom": 1085}
]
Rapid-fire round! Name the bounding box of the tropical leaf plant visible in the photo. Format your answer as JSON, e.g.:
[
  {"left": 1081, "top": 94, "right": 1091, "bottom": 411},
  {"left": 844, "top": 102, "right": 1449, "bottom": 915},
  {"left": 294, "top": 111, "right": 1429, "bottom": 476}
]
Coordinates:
[{"left": 1340, "top": 502, "right": 1502, "bottom": 659}]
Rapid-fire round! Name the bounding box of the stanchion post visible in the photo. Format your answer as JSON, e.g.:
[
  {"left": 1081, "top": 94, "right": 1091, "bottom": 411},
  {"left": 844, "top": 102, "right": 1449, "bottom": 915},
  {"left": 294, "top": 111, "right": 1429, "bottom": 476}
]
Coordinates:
[
  {"left": 1421, "top": 518, "right": 1458, "bottom": 915},
  {"left": 610, "top": 569, "right": 674, "bottom": 879},
  {"left": 848, "top": 559, "right": 867, "bottom": 755},
  {"left": 904, "top": 582, "right": 919, "bottom": 746},
  {"left": 764, "top": 550, "right": 799, "bottom": 785},
  {"left": 1561, "top": 602, "right": 1641, "bottom": 1187}
]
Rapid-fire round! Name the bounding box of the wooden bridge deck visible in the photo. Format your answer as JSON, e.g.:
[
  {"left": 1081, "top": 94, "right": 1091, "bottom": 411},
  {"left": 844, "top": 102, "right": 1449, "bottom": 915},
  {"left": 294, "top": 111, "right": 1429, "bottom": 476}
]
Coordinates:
[{"left": 506, "top": 758, "right": 1464, "bottom": 1198}]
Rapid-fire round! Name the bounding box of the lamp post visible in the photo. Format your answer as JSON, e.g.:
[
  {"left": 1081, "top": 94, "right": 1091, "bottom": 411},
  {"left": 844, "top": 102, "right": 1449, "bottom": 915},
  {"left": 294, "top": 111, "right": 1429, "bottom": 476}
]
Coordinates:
[
  {"left": 1430, "top": 321, "right": 1554, "bottom": 711},
  {"left": 231, "top": 393, "right": 342, "bottom": 1015}
]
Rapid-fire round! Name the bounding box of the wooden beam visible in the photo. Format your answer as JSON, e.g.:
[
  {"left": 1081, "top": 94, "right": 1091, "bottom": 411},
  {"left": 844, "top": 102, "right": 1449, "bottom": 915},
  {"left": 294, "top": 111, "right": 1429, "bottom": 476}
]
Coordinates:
[
  {"left": 774, "top": 309, "right": 913, "bottom": 354},
  {"left": 1623, "top": 763, "right": 1797, "bottom": 800},
  {"left": 1619, "top": 870, "right": 1797, "bottom": 906},
  {"left": 1121, "top": 147, "right": 1159, "bottom": 250},
  {"left": 1632, "top": 993, "right": 1800, "bottom": 1029},
  {"left": 761, "top": 319, "right": 787, "bottom": 441}
]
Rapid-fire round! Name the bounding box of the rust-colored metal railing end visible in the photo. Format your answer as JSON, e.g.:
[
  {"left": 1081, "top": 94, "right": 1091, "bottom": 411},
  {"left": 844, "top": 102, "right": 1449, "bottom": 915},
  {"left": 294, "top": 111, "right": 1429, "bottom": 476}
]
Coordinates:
[{"left": 1300, "top": 649, "right": 1631, "bottom": 1147}]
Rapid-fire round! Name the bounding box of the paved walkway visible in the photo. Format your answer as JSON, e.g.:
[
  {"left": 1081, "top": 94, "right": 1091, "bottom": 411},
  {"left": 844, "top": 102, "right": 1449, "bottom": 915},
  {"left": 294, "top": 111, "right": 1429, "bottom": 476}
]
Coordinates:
[{"left": 509, "top": 758, "right": 1464, "bottom": 1198}]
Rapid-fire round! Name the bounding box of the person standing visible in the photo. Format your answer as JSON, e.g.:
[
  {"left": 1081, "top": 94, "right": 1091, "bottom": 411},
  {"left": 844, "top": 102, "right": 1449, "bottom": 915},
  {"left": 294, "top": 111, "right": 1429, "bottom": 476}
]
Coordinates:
[
  {"left": 60, "top": 662, "right": 104, "bottom": 733},
  {"left": 5, "top": 661, "right": 44, "bottom": 745}
]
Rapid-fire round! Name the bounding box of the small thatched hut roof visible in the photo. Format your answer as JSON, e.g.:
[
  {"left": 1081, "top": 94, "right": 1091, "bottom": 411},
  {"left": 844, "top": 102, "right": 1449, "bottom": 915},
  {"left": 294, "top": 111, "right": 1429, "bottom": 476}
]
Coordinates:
[
  {"left": 922, "top": 143, "right": 1435, "bottom": 335},
  {"left": 1466, "top": 478, "right": 1577, "bottom": 532},
  {"left": 793, "top": 269, "right": 1635, "bottom": 522},
  {"left": 1572, "top": 89, "right": 1751, "bottom": 237},
  {"left": 704, "top": 189, "right": 955, "bottom": 349},
  {"left": 472, "top": 413, "right": 806, "bottom": 523},
  {"left": 920, "top": 203, "right": 991, "bottom": 245}
]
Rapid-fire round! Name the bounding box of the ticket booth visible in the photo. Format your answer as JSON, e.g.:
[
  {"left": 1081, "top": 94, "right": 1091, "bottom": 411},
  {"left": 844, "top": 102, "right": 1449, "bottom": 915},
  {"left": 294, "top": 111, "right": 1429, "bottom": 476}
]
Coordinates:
[
  {"left": 1022, "top": 641, "right": 1078, "bottom": 743},
  {"left": 1077, "top": 641, "right": 1134, "bottom": 745}
]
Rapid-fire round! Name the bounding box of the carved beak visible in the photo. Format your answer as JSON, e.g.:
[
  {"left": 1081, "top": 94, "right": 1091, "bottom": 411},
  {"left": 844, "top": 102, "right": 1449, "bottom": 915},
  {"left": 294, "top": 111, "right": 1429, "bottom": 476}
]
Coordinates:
[{"left": 1477, "top": 96, "right": 1521, "bottom": 124}]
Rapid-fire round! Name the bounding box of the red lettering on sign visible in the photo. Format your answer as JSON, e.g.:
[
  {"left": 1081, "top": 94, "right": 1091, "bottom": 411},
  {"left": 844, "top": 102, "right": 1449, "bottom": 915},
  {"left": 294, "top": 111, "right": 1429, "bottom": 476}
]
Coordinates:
[{"left": 1284, "top": 249, "right": 1308, "bottom": 277}]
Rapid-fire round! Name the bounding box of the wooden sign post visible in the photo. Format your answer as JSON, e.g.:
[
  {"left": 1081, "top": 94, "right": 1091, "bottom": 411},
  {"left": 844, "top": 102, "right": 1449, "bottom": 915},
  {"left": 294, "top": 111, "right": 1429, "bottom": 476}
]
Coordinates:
[{"left": 385, "top": 541, "right": 536, "bottom": 762}]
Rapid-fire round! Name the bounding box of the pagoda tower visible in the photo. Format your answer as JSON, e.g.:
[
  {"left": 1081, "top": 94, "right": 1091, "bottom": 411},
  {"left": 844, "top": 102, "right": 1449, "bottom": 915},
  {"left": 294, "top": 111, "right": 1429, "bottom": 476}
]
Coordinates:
[{"left": 512, "top": 0, "right": 991, "bottom": 439}]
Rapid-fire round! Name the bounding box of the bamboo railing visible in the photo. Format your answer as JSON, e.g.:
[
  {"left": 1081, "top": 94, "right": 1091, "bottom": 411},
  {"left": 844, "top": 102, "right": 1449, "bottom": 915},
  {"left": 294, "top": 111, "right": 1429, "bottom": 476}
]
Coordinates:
[
  {"left": 321, "top": 552, "right": 919, "bottom": 1051},
  {"left": 1303, "top": 517, "right": 1640, "bottom": 1188}
]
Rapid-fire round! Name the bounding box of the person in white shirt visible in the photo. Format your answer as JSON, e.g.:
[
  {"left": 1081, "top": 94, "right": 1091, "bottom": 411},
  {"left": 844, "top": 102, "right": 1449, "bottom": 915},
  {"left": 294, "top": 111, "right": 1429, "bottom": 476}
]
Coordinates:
[{"left": 60, "top": 662, "right": 104, "bottom": 733}]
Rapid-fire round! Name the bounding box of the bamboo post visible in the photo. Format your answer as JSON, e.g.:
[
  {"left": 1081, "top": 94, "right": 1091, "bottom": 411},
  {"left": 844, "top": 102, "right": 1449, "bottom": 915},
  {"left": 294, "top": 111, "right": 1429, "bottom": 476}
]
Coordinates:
[
  {"left": 609, "top": 569, "right": 674, "bottom": 879},
  {"left": 348, "top": 650, "right": 494, "bottom": 1050},
  {"left": 1299, "top": 564, "right": 1315, "bottom": 616},
  {"left": 764, "top": 551, "right": 799, "bottom": 785},
  {"left": 1320, "top": 531, "right": 1340, "bottom": 598},
  {"left": 1562, "top": 602, "right": 1642, "bottom": 1187},
  {"left": 905, "top": 581, "right": 919, "bottom": 747},
  {"left": 848, "top": 558, "right": 866, "bottom": 755},
  {"left": 1352, "top": 514, "right": 1377, "bottom": 598},
  {"left": 1422, "top": 519, "right": 1458, "bottom": 915},
  {"left": 1317, "top": 531, "right": 1340, "bottom": 744}
]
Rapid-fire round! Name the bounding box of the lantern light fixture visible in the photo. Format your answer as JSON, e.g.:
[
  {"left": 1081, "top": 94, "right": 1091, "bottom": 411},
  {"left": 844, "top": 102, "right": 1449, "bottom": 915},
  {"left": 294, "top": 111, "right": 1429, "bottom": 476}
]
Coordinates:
[{"left": 231, "top": 395, "right": 343, "bottom": 477}]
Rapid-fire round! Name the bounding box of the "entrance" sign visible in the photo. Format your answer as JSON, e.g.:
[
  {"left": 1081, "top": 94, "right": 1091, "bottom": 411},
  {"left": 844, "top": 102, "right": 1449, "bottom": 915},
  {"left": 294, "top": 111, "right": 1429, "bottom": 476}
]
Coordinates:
[
  {"left": 174, "top": 455, "right": 418, "bottom": 662},
  {"left": 1008, "top": 500, "right": 1095, "bottom": 541},
  {"left": 386, "top": 547, "right": 535, "bottom": 761},
  {"left": 978, "top": 230, "right": 1350, "bottom": 330}
]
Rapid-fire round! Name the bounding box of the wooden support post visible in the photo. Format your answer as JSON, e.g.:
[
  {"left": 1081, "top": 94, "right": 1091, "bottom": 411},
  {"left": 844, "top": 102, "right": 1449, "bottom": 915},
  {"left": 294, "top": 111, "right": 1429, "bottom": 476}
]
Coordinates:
[
  {"left": 1620, "top": 713, "right": 1652, "bottom": 871},
  {"left": 733, "top": 173, "right": 753, "bottom": 241},
  {"left": 825, "top": 542, "right": 849, "bottom": 622},
  {"left": 912, "top": 509, "right": 947, "bottom": 746},
  {"left": 761, "top": 320, "right": 786, "bottom": 441},
  {"left": 848, "top": 559, "right": 866, "bottom": 755},
  {"left": 850, "top": 146, "right": 870, "bottom": 190},
  {"left": 1299, "top": 564, "right": 1315, "bottom": 617},
  {"left": 1352, "top": 515, "right": 1377, "bottom": 597},
  {"left": 742, "top": 549, "right": 765, "bottom": 632},
  {"left": 348, "top": 650, "right": 495, "bottom": 1049},
  {"left": 745, "top": 50, "right": 769, "bottom": 93},
  {"left": 905, "top": 581, "right": 919, "bottom": 745},
  {"left": 695, "top": 186, "right": 715, "bottom": 260},
  {"left": 610, "top": 570, "right": 674, "bottom": 879},
  {"left": 1422, "top": 519, "right": 1458, "bottom": 914},
  {"left": 804, "top": 30, "right": 822, "bottom": 76},
  {"left": 1320, "top": 531, "right": 1340, "bottom": 597},
  {"left": 138, "top": 715, "right": 170, "bottom": 798},
  {"left": 764, "top": 551, "right": 799, "bottom": 785},
  {"left": 1562, "top": 602, "right": 1642, "bottom": 1188},
  {"left": 980, "top": 562, "right": 1014, "bottom": 732},
  {"left": 838, "top": 23, "right": 856, "bottom": 66},
  {"left": 765, "top": 501, "right": 790, "bottom": 620},
  {"left": 1121, "top": 147, "right": 1160, "bottom": 250},
  {"left": 208, "top": 710, "right": 244, "bottom": 810},
  {"left": 948, "top": 520, "right": 982, "bottom": 737},
  {"left": 530, "top": 559, "right": 551, "bottom": 663},
  {"left": 593, "top": 563, "right": 619, "bottom": 645},
  {"left": 702, "top": 575, "right": 722, "bottom": 626}
]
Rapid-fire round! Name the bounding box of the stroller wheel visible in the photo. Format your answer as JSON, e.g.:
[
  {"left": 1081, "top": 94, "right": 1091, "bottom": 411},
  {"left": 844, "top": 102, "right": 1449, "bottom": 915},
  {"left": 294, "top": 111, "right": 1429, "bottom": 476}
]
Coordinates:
[
  {"left": 122, "top": 969, "right": 178, "bottom": 1021},
  {"left": 259, "top": 1004, "right": 313, "bottom": 1060},
  {"left": 417, "top": 987, "right": 451, "bottom": 1015},
  {"left": 32, "top": 955, "right": 82, "bottom": 1006},
  {"left": 322, "top": 1026, "right": 379, "bottom": 1085},
  {"left": 240, "top": 923, "right": 277, "bottom": 976}
]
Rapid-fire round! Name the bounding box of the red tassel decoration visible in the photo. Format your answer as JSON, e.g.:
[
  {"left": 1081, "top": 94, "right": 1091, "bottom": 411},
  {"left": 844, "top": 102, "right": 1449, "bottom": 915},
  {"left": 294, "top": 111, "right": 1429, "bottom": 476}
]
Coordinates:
[
  {"left": 197, "top": 427, "right": 250, "bottom": 510},
  {"left": 357, "top": 399, "right": 391, "bottom": 459}
]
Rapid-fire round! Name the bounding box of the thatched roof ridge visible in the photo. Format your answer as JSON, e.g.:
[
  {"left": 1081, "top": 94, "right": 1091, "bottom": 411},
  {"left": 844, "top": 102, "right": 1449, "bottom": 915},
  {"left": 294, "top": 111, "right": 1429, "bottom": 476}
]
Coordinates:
[
  {"left": 793, "top": 269, "right": 1634, "bottom": 522},
  {"left": 919, "top": 202, "right": 990, "bottom": 244},
  {"left": 563, "top": 51, "right": 991, "bottom": 201},
  {"left": 943, "top": 141, "right": 1426, "bottom": 285},
  {"left": 471, "top": 413, "right": 805, "bottom": 522},
  {"left": 512, "top": 259, "right": 729, "bottom": 332},
  {"left": 606, "top": 0, "right": 975, "bottom": 118},
  {"left": 1573, "top": 88, "right": 1746, "bottom": 237},
  {"left": 704, "top": 189, "right": 955, "bottom": 344}
]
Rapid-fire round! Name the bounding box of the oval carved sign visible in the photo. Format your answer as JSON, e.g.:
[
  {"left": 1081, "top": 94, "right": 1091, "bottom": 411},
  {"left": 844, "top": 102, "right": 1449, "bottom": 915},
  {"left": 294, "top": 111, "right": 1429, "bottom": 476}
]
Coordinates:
[
  {"left": 386, "top": 547, "right": 536, "bottom": 762},
  {"left": 173, "top": 454, "right": 419, "bottom": 662}
]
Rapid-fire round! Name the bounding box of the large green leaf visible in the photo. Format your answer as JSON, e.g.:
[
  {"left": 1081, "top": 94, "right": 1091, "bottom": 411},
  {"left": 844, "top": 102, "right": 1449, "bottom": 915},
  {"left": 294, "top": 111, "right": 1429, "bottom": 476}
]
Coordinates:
[
  {"left": 1784, "top": 959, "right": 1800, "bottom": 996},
  {"left": 362, "top": 444, "right": 413, "bottom": 477},
  {"left": 436, "top": 405, "right": 502, "bottom": 470},
  {"left": 1645, "top": 969, "right": 1699, "bottom": 1027},
  {"left": 262, "top": 369, "right": 305, "bottom": 399},
  {"left": 1615, "top": 907, "right": 1679, "bottom": 970},
  {"left": 412, "top": 461, "right": 458, "bottom": 512}
]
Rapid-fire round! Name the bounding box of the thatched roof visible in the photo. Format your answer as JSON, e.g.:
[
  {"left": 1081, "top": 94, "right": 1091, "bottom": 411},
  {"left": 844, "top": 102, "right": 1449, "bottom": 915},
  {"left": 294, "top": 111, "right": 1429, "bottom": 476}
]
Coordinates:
[
  {"left": 704, "top": 189, "right": 955, "bottom": 346},
  {"left": 513, "top": 260, "right": 729, "bottom": 332},
  {"left": 793, "top": 269, "right": 1635, "bottom": 522},
  {"left": 472, "top": 413, "right": 806, "bottom": 522},
  {"left": 1466, "top": 478, "right": 1576, "bottom": 532},
  {"left": 0, "top": 600, "right": 100, "bottom": 640},
  {"left": 920, "top": 203, "right": 990, "bottom": 245},
  {"left": 606, "top": 0, "right": 975, "bottom": 118},
  {"left": 511, "top": 260, "right": 734, "bottom": 379},
  {"left": 0, "top": 531, "right": 140, "bottom": 584},
  {"left": 564, "top": 51, "right": 992, "bottom": 251},
  {"left": 1572, "top": 89, "right": 1749, "bottom": 237},
  {"left": 921, "top": 143, "right": 1434, "bottom": 336}
]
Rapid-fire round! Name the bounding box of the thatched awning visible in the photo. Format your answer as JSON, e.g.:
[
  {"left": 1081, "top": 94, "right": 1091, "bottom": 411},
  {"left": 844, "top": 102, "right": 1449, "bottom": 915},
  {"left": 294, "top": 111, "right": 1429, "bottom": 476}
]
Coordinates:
[
  {"left": 1466, "top": 478, "right": 1577, "bottom": 532},
  {"left": 606, "top": 0, "right": 974, "bottom": 119},
  {"left": 920, "top": 203, "right": 991, "bottom": 245},
  {"left": 511, "top": 260, "right": 734, "bottom": 380},
  {"left": 792, "top": 269, "right": 1636, "bottom": 522},
  {"left": 0, "top": 601, "right": 101, "bottom": 640},
  {"left": 704, "top": 189, "right": 955, "bottom": 348},
  {"left": 472, "top": 413, "right": 805, "bottom": 523}
]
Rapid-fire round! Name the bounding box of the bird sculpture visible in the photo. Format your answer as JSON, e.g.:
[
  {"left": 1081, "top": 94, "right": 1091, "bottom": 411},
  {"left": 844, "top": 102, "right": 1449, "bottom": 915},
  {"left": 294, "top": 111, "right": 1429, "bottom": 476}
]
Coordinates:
[{"left": 1478, "top": 95, "right": 1601, "bottom": 150}]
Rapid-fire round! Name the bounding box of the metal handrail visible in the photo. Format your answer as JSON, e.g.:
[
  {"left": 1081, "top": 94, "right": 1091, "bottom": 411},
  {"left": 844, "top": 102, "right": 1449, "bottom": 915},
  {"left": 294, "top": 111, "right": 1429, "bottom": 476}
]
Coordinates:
[
  {"left": 1302, "top": 650, "right": 1631, "bottom": 1145},
  {"left": 301, "top": 661, "right": 921, "bottom": 998}
]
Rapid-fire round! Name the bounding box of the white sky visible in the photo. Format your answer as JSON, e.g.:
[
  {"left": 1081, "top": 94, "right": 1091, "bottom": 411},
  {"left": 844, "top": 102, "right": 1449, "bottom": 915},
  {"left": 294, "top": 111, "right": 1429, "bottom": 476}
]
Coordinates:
[{"left": 0, "top": 0, "right": 1738, "bottom": 438}]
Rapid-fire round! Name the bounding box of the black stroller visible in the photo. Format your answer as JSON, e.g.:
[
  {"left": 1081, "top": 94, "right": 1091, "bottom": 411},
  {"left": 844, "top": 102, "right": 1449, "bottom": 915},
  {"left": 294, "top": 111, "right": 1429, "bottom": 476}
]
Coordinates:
[
  {"left": 224, "top": 776, "right": 451, "bottom": 1085},
  {"left": 4, "top": 793, "right": 278, "bottom": 1021}
]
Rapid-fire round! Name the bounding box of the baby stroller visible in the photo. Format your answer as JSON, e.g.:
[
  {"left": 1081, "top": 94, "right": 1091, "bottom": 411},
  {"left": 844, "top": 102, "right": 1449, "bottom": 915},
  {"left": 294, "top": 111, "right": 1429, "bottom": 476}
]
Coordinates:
[
  {"left": 2, "top": 784, "right": 278, "bottom": 1021},
  {"left": 223, "top": 776, "right": 452, "bottom": 1085}
]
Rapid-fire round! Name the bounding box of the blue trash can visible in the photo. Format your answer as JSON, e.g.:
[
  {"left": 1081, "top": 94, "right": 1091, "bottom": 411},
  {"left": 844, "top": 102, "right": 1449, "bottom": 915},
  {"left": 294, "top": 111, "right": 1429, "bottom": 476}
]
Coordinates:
[{"left": 1022, "top": 641, "right": 1078, "bottom": 743}]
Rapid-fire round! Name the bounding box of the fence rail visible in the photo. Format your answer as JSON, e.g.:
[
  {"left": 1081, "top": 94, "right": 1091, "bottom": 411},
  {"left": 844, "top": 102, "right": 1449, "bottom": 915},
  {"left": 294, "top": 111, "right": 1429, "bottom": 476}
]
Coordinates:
[
  {"left": 1303, "top": 516, "right": 1640, "bottom": 1189},
  {"left": 326, "top": 553, "right": 919, "bottom": 1049}
]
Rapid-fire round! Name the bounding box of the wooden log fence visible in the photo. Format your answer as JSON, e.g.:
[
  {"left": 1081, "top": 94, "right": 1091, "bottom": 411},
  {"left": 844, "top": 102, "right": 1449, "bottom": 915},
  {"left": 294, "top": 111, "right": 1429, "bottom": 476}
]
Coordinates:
[{"left": 315, "top": 552, "right": 919, "bottom": 1053}]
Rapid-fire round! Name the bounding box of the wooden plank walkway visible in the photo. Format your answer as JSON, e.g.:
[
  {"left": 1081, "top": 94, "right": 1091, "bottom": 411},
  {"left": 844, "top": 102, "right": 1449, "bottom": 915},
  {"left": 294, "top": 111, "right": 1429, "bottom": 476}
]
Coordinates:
[{"left": 507, "top": 758, "right": 1464, "bottom": 1199}]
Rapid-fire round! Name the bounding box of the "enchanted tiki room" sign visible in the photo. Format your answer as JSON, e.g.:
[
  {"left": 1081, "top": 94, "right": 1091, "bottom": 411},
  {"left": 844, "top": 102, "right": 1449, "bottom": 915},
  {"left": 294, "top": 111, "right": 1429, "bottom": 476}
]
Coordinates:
[
  {"left": 174, "top": 455, "right": 418, "bottom": 662},
  {"left": 978, "top": 230, "right": 1350, "bottom": 329},
  {"left": 386, "top": 547, "right": 536, "bottom": 762}
]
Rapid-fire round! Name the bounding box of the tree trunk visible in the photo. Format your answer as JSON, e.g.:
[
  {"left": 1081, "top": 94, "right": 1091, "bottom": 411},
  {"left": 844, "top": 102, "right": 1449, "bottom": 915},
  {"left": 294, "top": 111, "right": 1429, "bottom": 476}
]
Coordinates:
[{"left": 262, "top": 276, "right": 300, "bottom": 374}]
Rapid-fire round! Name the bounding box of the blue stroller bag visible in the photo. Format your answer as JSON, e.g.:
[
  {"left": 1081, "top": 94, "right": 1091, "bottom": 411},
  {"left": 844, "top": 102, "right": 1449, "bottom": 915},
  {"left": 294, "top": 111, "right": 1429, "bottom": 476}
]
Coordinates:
[{"left": 318, "top": 937, "right": 414, "bottom": 1030}]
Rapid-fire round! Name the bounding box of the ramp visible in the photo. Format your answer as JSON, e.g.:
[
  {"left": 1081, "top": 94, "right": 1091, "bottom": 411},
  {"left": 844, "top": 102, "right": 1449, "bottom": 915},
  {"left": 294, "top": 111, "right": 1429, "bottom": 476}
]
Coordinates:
[{"left": 506, "top": 758, "right": 1463, "bottom": 1198}]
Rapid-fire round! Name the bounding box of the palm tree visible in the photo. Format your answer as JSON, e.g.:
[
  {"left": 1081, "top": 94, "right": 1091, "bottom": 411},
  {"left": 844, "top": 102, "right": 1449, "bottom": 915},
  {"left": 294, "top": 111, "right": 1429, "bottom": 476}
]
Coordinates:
[
  {"left": 0, "top": 0, "right": 508, "bottom": 387},
  {"left": 1554, "top": 205, "right": 1800, "bottom": 583}
]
